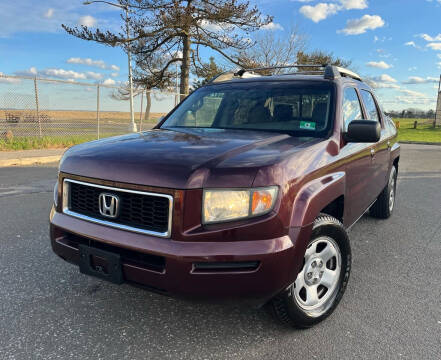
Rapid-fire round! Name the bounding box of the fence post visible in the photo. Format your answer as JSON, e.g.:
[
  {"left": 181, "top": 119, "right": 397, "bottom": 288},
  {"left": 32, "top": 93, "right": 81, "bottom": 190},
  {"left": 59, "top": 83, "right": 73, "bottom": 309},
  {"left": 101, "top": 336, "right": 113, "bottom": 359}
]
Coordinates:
[
  {"left": 96, "top": 84, "right": 100, "bottom": 139},
  {"left": 34, "top": 77, "right": 42, "bottom": 137},
  {"left": 139, "top": 90, "right": 144, "bottom": 132},
  {"left": 434, "top": 75, "right": 441, "bottom": 128}
]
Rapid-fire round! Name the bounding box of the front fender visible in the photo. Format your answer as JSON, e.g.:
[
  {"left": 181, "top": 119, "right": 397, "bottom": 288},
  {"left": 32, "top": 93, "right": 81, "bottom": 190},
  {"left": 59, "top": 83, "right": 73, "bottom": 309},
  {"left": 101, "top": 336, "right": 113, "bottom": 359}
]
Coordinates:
[{"left": 290, "top": 172, "right": 346, "bottom": 228}]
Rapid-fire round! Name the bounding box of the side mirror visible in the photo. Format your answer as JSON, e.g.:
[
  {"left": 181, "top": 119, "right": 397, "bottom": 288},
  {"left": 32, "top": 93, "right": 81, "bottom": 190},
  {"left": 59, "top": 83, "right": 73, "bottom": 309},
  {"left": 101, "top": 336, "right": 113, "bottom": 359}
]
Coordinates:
[{"left": 345, "top": 120, "right": 381, "bottom": 143}]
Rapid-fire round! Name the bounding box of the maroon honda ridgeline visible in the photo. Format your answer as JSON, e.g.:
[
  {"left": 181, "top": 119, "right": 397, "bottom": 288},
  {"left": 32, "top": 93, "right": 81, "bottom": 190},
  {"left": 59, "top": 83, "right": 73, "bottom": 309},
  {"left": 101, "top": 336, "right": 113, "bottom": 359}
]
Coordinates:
[{"left": 50, "top": 65, "right": 400, "bottom": 328}]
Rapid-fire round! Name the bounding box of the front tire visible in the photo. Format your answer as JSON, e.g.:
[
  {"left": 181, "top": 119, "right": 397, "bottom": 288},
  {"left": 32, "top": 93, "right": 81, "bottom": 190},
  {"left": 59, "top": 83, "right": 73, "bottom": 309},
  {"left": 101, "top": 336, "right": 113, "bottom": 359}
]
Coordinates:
[
  {"left": 370, "top": 166, "right": 397, "bottom": 219},
  {"left": 270, "top": 214, "right": 351, "bottom": 328}
]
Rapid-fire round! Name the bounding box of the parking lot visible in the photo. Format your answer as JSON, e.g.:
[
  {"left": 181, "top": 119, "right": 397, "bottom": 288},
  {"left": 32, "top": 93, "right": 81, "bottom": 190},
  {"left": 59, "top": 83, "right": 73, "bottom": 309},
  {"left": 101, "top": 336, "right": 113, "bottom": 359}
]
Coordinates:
[{"left": 0, "top": 144, "right": 440, "bottom": 360}]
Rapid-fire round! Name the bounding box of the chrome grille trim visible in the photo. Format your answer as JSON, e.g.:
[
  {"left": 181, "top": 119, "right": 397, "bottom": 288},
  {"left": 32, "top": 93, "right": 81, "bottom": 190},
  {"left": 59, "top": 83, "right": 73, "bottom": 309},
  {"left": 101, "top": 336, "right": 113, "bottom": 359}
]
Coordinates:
[{"left": 62, "top": 179, "right": 173, "bottom": 238}]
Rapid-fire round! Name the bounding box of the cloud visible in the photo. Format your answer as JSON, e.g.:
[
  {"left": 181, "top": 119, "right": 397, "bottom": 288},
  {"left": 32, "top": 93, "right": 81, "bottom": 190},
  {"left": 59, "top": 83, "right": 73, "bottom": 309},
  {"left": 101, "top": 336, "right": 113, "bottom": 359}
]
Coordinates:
[
  {"left": 102, "top": 78, "right": 116, "bottom": 85},
  {"left": 0, "top": 72, "right": 21, "bottom": 84},
  {"left": 374, "top": 74, "right": 397, "bottom": 83},
  {"left": 0, "top": 1, "right": 120, "bottom": 37},
  {"left": 110, "top": 72, "right": 119, "bottom": 77},
  {"left": 14, "top": 66, "right": 108, "bottom": 81},
  {"left": 67, "top": 57, "right": 106, "bottom": 68},
  {"left": 399, "top": 89, "right": 427, "bottom": 97},
  {"left": 299, "top": 3, "right": 340, "bottom": 22},
  {"left": 365, "top": 79, "right": 400, "bottom": 90},
  {"left": 394, "top": 95, "right": 435, "bottom": 106},
  {"left": 366, "top": 61, "right": 392, "bottom": 69},
  {"left": 339, "top": 0, "right": 368, "bottom": 10},
  {"left": 78, "top": 15, "right": 97, "bottom": 27},
  {"left": 405, "top": 41, "right": 417, "bottom": 47},
  {"left": 402, "top": 76, "right": 439, "bottom": 84},
  {"left": 299, "top": 0, "right": 367, "bottom": 22},
  {"left": 419, "top": 33, "right": 441, "bottom": 42},
  {"left": 427, "top": 42, "right": 441, "bottom": 50},
  {"left": 376, "top": 48, "right": 391, "bottom": 58},
  {"left": 85, "top": 71, "right": 104, "bottom": 80},
  {"left": 366, "top": 74, "right": 400, "bottom": 89},
  {"left": 338, "top": 15, "right": 385, "bottom": 35},
  {"left": 42, "top": 68, "right": 87, "bottom": 80},
  {"left": 44, "top": 8, "right": 54, "bottom": 18},
  {"left": 66, "top": 57, "right": 120, "bottom": 71},
  {"left": 261, "top": 22, "right": 284, "bottom": 31},
  {"left": 14, "top": 67, "right": 38, "bottom": 76}
]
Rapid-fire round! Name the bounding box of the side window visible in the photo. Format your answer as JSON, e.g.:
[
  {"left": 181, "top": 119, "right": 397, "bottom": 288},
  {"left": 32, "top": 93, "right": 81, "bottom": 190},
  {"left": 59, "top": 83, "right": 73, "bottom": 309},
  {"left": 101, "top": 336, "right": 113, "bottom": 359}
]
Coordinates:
[
  {"left": 342, "top": 87, "right": 363, "bottom": 131},
  {"left": 360, "top": 90, "right": 380, "bottom": 122}
]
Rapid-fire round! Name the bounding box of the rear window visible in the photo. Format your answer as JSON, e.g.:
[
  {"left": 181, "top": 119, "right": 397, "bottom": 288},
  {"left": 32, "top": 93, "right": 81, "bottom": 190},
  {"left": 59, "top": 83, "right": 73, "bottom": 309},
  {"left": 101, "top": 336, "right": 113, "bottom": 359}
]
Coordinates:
[{"left": 161, "top": 82, "right": 335, "bottom": 137}]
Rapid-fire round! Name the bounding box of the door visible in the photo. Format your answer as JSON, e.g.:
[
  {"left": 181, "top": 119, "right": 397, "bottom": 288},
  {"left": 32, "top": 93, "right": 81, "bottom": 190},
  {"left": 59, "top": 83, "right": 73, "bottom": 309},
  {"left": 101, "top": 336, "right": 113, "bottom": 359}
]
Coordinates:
[
  {"left": 359, "top": 90, "right": 390, "bottom": 198},
  {"left": 340, "top": 87, "right": 377, "bottom": 225}
]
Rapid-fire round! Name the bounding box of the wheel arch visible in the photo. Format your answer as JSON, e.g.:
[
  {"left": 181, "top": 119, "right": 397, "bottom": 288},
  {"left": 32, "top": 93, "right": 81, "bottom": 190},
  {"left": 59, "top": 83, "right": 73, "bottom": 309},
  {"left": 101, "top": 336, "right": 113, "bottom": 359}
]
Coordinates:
[{"left": 290, "top": 172, "right": 346, "bottom": 228}]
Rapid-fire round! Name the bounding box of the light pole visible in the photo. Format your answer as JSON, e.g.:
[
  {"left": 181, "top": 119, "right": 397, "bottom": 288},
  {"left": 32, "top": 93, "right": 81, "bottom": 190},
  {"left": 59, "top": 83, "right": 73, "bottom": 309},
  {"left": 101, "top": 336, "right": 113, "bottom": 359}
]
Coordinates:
[{"left": 83, "top": 0, "right": 137, "bottom": 132}]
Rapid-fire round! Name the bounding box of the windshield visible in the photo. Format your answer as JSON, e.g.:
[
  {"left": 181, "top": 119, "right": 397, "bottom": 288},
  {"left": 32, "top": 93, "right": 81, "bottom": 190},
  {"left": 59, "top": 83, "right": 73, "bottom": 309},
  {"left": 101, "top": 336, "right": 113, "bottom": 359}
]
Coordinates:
[{"left": 161, "top": 81, "right": 335, "bottom": 137}]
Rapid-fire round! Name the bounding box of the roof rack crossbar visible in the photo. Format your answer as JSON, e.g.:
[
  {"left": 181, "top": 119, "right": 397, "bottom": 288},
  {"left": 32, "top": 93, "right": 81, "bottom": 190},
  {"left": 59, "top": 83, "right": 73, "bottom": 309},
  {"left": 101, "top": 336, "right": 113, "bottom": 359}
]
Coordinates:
[
  {"left": 211, "top": 64, "right": 362, "bottom": 83},
  {"left": 234, "top": 64, "right": 327, "bottom": 77}
]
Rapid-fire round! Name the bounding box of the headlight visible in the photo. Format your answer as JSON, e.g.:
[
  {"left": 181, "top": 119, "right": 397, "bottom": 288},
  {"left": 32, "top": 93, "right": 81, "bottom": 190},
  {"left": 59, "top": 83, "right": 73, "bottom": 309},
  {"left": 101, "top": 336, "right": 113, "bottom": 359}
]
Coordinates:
[{"left": 203, "top": 186, "right": 278, "bottom": 224}]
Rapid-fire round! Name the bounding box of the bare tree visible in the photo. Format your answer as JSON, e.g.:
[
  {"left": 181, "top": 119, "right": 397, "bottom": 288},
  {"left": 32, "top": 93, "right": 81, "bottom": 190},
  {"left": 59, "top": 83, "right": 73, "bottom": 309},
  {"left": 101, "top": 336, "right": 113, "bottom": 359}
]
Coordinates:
[
  {"left": 233, "top": 26, "right": 306, "bottom": 74},
  {"left": 62, "top": 0, "right": 272, "bottom": 99}
]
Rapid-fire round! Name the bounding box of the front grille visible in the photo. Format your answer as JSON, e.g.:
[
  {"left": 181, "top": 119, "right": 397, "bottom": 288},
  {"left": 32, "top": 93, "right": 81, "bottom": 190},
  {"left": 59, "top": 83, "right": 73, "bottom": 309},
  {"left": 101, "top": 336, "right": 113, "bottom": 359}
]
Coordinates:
[{"left": 63, "top": 179, "right": 172, "bottom": 236}]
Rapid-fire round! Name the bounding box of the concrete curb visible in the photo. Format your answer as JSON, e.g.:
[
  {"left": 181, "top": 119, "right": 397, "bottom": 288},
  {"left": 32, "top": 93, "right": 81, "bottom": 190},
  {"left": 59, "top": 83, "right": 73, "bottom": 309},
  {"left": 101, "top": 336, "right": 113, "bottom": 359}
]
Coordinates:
[{"left": 0, "top": 155, "right": 62, "bottom": 167}]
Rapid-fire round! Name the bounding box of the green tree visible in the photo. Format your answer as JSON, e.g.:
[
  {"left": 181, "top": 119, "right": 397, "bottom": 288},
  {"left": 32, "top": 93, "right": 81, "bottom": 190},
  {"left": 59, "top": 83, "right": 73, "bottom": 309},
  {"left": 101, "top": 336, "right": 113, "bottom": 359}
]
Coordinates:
[
  {"left": 192, "top": 56, "right": 226, "bottom": 89},
  {"left": 296, "top": 50, "right": 352, "bottom": 70}
]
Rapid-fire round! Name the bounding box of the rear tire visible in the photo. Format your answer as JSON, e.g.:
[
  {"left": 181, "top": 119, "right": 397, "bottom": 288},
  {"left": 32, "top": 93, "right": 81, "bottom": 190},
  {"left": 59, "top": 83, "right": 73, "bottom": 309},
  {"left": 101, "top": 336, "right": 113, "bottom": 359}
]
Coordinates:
[
  {"left": 370, "top": 166, "right": 397, "bottom": 219},
  {"left": 270, "top": 214, "right": 351, "bottom": 328}
]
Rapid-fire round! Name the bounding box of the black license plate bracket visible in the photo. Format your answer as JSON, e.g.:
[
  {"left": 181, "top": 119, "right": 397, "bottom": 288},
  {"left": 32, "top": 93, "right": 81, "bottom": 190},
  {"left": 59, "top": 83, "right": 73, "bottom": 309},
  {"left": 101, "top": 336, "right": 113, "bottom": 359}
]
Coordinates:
[{"left": 78, "top": 244, "right": 123, "bottom": 284}]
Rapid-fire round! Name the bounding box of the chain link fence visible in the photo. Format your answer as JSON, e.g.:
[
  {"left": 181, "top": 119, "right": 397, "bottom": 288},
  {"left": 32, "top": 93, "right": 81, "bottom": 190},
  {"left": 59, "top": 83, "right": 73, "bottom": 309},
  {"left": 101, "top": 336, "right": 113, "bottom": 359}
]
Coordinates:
[{"left": 0, "top": 74, "right": 182, "bottom": 142}]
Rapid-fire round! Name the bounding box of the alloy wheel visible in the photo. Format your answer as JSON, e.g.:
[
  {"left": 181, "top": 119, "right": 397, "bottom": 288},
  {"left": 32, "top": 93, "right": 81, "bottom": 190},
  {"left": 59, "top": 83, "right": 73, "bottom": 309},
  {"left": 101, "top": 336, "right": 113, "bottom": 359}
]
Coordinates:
[{"left": 293, "top": 236, "right": 342, "bottom": 318}]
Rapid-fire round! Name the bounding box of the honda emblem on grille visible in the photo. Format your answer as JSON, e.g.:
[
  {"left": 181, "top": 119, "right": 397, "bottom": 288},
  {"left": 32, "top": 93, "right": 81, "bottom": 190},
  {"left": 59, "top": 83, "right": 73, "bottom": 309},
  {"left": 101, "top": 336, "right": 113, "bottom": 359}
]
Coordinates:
[{"left": 98, "top": 193, "right": 120, "bottom": 218}]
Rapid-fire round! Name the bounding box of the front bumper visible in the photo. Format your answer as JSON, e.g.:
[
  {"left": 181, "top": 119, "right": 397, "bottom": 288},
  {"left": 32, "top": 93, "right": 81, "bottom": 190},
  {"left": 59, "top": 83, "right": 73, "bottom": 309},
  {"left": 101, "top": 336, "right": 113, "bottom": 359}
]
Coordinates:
[{"left": 50, "top": 207, "right": 312, "bottom": 301}]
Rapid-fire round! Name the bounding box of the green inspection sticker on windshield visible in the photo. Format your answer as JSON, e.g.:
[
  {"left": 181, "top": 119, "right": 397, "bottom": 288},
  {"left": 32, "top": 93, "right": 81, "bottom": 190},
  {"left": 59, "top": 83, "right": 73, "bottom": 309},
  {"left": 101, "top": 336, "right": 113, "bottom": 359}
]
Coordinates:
[{"left": 300, "top": 121, "right": 316, "bottom": 130}]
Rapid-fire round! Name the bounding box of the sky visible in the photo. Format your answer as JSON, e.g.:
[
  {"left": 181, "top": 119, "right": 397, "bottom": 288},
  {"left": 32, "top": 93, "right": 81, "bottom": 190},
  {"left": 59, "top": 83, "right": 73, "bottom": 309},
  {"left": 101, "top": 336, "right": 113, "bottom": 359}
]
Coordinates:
[{"left": 0, "top": 0, "right": 441, "bottom": 112}]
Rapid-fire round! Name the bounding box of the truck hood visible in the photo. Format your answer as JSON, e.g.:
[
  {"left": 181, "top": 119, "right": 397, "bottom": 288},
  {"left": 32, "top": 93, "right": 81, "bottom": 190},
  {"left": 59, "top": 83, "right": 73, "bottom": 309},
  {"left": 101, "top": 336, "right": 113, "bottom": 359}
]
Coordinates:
[{"left": 60, "top": 127, "right": 321, "bottom": 189}]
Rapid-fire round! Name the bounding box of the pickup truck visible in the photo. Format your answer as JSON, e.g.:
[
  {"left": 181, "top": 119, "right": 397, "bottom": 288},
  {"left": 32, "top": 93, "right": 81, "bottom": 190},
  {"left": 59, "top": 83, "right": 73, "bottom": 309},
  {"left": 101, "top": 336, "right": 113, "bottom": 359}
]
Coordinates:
[{"left": 50, "top": 64, "right": 400, "bottom": 328}]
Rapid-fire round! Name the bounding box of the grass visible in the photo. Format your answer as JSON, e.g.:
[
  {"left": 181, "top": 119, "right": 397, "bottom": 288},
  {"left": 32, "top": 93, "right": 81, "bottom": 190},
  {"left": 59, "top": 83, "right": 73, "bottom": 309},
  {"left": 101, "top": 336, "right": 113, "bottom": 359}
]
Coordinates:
[
  {"left": 393, "top": 118, "right": 441, "bottom": 143},
  {"left": 0, "top": 135, "right": 101, "bottom": 151}
]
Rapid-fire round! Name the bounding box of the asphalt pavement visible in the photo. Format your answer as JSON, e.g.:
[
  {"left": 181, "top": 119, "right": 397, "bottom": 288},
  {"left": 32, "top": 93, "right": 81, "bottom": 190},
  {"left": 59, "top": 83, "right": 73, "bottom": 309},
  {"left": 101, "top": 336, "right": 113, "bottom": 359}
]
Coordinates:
[{"left": 0, "top": 144, "right": 440, "bottom": 360}]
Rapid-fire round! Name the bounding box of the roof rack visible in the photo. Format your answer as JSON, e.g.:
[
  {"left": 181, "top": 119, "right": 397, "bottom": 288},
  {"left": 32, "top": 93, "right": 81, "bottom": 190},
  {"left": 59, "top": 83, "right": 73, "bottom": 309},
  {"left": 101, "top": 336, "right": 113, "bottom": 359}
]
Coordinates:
[{"left": 210, "top": 64, "right": 362, "bottom": 83}]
